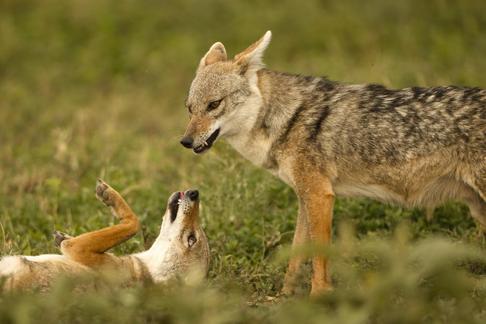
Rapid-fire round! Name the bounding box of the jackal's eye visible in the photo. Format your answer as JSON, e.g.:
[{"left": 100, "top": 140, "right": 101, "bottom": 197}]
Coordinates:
[
  {"left": 207, "top": 99, "right": 222, "bottom": 111},
  {"left": 187, "top": 233, "right": 197, "bottom": 247}
]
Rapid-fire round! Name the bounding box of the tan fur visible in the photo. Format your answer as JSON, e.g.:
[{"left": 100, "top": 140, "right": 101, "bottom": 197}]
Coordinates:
[
  {"left": 183, "top": 115, "right": 215, "bottom": 146},
  {"left": 290, "top": 157, "right": 334, "bottom": 294},
  {"left": 182, "top": 31, "right": 486, "bottom": 296},
  {"left": 0, "top": 181, "right": 210, "bottom": 292},
  {"left": 60, "top": 181, "right": 140, "bottom": 268},
  {"left": 281, "top": 198, "right": 308, "bottom": 295},
  {"left": 200, "top": 42, "right": 227, "bottom": 67}
]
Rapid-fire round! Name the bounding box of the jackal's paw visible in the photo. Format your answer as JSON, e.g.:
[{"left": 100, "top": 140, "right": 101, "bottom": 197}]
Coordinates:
[
  {"left": 95, "top": 179, "right": 119, "bottom": 207},
  {"left": 53, "top": 231, "right": 72, "bottom": 247}
]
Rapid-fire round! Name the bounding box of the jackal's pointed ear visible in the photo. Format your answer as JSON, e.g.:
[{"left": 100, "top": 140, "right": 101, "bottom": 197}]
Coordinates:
[
  {"left": 199, "top": 42, "right": 227, "bottom": 69},
  {"left": 234, "top": 31, "right": 272, "bottom": 75}
]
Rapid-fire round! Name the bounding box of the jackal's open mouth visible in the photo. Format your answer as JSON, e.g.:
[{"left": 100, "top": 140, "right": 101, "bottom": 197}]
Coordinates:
[
  {"left": 193, "top": 128, "right": 220, "bottom": 154},
  {"left": 168, "top": 192, "right": 182, "bottom": 222}
]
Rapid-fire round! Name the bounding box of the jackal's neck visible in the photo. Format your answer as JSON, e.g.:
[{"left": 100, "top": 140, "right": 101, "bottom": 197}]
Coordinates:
[
  {"left": 226, "top": 68, "right": 331, "bottom": 168},
  {"left": 256, "top": 69, "right": 332, "bottom": 133},
  {"left": 134, "top": 233, "right": 172, "bottom": 279}
]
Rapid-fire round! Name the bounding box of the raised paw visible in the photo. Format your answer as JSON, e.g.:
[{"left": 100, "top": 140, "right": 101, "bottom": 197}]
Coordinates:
[
  {"left": 53, "top": 230, "right": 73, "bottom": 247},
  {"left": 95, "top": 179, "right": 119, "bottom": 207}
]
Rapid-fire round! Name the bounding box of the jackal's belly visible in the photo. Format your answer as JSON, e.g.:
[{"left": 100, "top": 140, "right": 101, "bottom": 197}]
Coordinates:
[
  {"left": 332, "top": 153, "right": 461, "bottom": 208},
  {"left": 334, "top": 182, "right": 408, "bottom": 205}
]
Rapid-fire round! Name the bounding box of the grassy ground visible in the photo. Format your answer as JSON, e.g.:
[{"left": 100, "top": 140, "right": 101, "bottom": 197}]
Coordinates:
[{"left": 0, "top": 0, "right": 485, "bottom": 322}]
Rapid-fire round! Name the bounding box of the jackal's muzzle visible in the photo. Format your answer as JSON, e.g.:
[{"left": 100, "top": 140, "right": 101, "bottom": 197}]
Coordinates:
[
  {"left": 167, "top": 190, "right": 199, "bottom": 222},
  {"left": 180, "top": 128, "right": 220, "bottom": 154}
]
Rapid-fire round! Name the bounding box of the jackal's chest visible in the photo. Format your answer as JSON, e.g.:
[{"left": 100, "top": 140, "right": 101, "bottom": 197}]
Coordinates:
[
  {"left": 226, "top": 133, "right": 273, "bottom": 168},
  {"left": 228, "top": 141, "right": 296, "bottom": 188}
]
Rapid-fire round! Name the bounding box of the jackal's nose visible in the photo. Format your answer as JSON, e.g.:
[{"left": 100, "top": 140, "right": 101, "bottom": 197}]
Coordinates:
[
  {"left": 186, "top": 189, "right": 199, "bottom": 201},
  {"left": 180, "top": 136, "right": 194, "bottom": 148}
]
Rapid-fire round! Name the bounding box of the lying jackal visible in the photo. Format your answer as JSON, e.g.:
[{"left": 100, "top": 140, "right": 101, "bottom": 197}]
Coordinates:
[
  {"left": 180, "top": 31, "right": 485, "bottom": 295},
  {"left": 0, "top": 180, "right": 209, "bottom": 291}
]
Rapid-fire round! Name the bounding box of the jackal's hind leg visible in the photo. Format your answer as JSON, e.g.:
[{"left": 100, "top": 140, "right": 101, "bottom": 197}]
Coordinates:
[{"left": 461, "top": 186, "right": 486, "bottom": 231}]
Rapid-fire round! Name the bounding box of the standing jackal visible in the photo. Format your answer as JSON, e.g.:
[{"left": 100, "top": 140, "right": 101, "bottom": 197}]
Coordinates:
[{"left": 180, "top": 31, "right": 486, "bottom": 296}]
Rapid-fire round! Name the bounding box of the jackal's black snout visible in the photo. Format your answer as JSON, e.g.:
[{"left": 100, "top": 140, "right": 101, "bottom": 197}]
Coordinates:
[
  {"left": 186, "top": 190, "right": 199, "bottom": 201},
  {"left": 180, "top": 137, "right": 194, "bottom": 148}
]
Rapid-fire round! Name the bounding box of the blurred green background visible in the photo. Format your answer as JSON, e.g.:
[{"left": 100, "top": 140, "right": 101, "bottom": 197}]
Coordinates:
[{"left": 0, "top": 0, "right": 485, "bottom": 322}]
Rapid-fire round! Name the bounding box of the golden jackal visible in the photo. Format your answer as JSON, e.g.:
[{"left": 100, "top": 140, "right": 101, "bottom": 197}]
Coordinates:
[
  {"left": 180, "top": 31, "right": 485, "bottom": 295},
  {"left": 0, "top": 180, "right": 209, "bottom": 291}
]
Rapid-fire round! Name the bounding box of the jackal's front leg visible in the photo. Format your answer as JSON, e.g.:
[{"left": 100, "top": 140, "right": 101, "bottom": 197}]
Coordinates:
[
  {"left": 60, "top": 179, "right": 140, "bottom": 267},
  {"left": 292, "top": 167, "right": 334, "bottom": 296},
  {"left": 282, "top": 199, "right": 308, "bottom": 295},
  {"left": 53, "top": 231, "right": 73, "bottom": 247}
]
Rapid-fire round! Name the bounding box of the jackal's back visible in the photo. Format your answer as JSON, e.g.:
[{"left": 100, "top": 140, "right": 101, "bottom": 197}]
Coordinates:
[
  {"left": 326, "top": 83, "right": 485, "bottom": 164},
  {"left": 259, "top": 70, "right": 486, "bottom": 167}
]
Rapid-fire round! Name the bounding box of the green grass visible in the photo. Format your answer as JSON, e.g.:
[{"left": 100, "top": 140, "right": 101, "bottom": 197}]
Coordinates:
[{"left": 0, "top": 0, "right": 485, "bottom": 322}]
